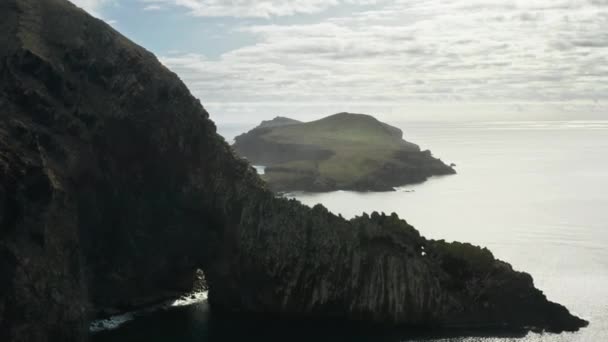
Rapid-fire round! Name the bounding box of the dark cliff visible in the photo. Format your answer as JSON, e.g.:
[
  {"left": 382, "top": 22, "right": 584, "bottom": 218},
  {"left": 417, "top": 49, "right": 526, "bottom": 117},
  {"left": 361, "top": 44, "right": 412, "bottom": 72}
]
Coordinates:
[
  {"left": 233, "top": 113, "right": 456, "bottom": 192},
  {"left": 0, "top": 1, "right": 587, "bottom": 341}
]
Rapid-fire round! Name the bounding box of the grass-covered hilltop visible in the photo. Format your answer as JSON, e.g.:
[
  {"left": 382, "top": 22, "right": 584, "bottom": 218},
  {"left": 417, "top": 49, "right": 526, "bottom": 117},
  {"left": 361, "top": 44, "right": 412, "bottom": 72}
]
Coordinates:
[{"left": 233, "top": 113, "right": 456, "bottom": 192}]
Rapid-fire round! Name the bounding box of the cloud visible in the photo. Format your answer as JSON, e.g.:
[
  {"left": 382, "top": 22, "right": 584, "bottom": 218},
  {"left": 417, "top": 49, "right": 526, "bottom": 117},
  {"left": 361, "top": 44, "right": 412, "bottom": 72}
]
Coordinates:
[
  {"left": 66, "top": 0, "right": 606, "bottom": 120},
  {"left": 68, "top": 0, "right": 111, "bottom": 16},
  {"left": 158, "top": 0, "right": 607, "bottom": 114},
  {"left": 139, "top": 0, "right": 380, "bottom": 18},
  {"left": 143, "top": 4, "right": 163, "bottom": 11}
]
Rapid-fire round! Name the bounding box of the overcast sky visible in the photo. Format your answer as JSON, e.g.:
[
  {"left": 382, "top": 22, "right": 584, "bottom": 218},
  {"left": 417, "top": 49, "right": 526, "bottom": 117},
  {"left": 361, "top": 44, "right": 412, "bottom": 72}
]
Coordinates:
[{"left": 71, "top": 0, "right": 607, "bottom": 124}]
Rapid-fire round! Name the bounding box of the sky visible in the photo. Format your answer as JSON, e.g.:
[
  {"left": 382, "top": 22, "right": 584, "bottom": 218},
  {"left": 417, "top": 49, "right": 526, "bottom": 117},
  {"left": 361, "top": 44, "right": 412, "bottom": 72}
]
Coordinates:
[{"left": 70, "top": 0, "right": 607, "bottom": 124}]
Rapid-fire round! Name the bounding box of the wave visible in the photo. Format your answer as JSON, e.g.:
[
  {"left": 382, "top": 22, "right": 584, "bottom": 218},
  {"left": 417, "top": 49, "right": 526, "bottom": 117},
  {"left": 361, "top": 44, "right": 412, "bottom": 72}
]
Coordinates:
[{"left": 89, "top": 291, "right": 209, "bottom": 333}]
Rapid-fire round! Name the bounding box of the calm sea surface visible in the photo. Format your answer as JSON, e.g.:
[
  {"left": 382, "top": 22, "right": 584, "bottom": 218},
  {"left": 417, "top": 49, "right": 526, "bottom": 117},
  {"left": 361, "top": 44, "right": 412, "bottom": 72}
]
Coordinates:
[{"left": 93, "top": 120, "right": 608, "bottom": 342}]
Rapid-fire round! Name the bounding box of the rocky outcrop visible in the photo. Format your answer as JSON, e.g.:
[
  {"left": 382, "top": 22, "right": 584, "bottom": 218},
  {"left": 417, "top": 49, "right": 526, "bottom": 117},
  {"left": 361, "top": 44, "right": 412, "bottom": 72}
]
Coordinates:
[{"left": 0, "top": 1, "right": 587, "bottom": 341}]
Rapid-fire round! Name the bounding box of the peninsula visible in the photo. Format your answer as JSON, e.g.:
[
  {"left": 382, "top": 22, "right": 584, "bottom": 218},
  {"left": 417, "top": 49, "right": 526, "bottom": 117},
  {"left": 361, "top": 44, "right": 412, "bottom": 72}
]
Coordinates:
[{"left": 233, "top": 114, "right": 456, "bottom": 192}]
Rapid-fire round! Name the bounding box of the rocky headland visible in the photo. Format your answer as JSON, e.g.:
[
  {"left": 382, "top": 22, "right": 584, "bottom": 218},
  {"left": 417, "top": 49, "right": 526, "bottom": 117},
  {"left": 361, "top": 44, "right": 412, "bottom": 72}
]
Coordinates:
[
  {"left": 0, "top": 0, "right": 587, "bottom": 341},
  {"left": 233, "top": 114, "right": 456, "bottom": 192}
]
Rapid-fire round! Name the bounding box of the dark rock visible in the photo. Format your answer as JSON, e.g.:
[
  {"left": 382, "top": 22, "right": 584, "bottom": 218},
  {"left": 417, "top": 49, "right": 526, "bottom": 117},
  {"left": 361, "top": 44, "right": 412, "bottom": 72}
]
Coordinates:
[
  {"left": 193, "top": 269, "right": 209, "bottom": 292},
  {"left": 0, "top": 1, "right": 587, "bottom": 341}
]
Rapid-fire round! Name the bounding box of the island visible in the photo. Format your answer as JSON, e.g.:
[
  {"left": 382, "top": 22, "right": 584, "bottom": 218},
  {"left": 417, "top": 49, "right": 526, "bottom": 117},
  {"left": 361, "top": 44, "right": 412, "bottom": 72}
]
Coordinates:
[
  {"left": 233, "top": 114, "right": 456, "bottom": 192},
  {"left": 0, "top": 1, "right": 587, "bottom": 341}
]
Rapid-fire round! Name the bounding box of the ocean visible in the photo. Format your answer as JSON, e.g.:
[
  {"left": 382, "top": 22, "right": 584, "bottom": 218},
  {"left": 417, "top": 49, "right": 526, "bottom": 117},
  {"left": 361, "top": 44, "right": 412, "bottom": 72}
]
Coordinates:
[{"left": 93, "top": 120, "right": 608, "bottom": 342}]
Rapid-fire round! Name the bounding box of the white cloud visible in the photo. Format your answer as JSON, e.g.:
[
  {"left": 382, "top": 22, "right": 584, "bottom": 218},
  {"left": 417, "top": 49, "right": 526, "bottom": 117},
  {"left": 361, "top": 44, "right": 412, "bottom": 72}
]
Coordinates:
[
  {"left": 68, "top": 0, "right": 111, "bottom": 16},
  {"left": 143, "top": 4, "right": 163, "bottom": 11},
  {"left": 140, "top": 0, "right": 379, "bottom": 18}
]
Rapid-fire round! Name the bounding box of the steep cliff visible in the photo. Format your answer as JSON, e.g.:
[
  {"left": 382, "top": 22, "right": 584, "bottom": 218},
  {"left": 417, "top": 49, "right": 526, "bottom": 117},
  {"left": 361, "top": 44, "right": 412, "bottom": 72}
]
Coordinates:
[
  {"left": 233, "top": 113, "right": 456, "bottom": 192},
  {"left": 0, "top": 1, "right": 587, "bottom": 341}
]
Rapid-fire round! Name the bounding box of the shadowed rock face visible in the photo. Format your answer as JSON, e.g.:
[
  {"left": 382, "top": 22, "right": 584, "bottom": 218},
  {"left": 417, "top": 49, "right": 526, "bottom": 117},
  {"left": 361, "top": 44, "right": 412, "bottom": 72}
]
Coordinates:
[{"left": 0, "top": 1, "right": 587, "bottom": 341}]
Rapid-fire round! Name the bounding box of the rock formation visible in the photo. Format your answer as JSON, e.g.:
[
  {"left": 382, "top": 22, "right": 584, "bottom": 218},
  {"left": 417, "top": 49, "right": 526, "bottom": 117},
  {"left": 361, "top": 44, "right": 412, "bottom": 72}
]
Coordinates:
[
  {"left": 0, "top": 0, "right": 587, "bottom": 341},
  {"left": 233, "top": 113, "right": 456, "bottom": 192}
]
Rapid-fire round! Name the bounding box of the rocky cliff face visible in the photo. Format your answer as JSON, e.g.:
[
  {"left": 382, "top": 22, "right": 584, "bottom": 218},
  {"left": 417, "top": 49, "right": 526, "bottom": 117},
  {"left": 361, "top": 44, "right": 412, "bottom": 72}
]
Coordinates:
[{"left": 0, "top": 1, "right": 587, "bottom": 341}]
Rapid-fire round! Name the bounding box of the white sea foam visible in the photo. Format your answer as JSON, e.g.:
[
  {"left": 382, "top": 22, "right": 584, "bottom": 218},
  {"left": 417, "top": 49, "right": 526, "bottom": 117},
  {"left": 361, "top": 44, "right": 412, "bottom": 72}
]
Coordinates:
[
  {"left": 393, "top": 186, "right": 416, "bottom": 192},
  {"left": 89, "top": 312, "right": 135, "bottom": 333},
  {"left": 170, "top": 291, "right": 208, "bottom": 307},
  {"left": 253, "top": 165, "right": 266, "bottom": 175},
  {"left": 89, "top": 291, "right": 208, "bottom": 333}
]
